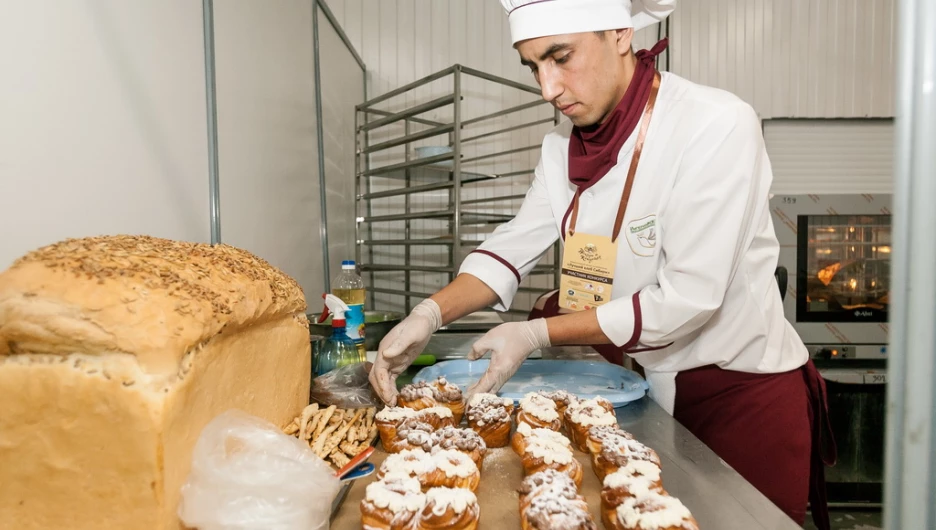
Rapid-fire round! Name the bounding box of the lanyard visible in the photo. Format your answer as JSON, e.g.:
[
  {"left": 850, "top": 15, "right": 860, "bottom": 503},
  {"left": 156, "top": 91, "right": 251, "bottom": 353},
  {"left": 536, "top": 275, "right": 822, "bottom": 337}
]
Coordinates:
[{"left": 567, "top": 72, "right": 662, "bottom": 243}]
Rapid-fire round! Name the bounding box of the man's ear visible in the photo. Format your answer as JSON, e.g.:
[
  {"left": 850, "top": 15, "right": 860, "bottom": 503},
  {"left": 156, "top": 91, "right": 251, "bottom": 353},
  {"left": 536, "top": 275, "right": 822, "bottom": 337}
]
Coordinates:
[{"left": 614, "top": 28, "right": 635, "bottom": 55}]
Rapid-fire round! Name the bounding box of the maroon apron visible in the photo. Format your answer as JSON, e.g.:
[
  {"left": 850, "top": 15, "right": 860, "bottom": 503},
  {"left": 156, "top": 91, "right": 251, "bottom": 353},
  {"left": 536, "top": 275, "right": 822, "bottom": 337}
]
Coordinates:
[{"left": 529, "top": 294, "right": 836, "bottom": 529}]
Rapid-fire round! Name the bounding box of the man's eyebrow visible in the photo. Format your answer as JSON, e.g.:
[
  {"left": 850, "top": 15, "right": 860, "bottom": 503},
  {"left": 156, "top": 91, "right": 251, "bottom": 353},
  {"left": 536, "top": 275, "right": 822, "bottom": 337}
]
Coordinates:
[{"left": 519, "top": 43, "right": 572, "bottom": 67}]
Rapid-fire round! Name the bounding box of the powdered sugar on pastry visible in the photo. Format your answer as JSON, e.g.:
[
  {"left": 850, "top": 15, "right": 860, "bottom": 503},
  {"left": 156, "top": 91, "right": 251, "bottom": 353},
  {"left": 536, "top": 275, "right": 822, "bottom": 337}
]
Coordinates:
[
  {"left": 376, "top": 406, "right": 417, "bottom": 422},
  {"left": 569, "top": 401, "right": 617, "bottom": 427},
  {"left": 520, "top": 393, "right": 559, "bottom": 422},
  {"left": 425, "top": 487, "right": 477, "bottom": 515},
  {"left": 364, "top": 476, "right": 426, "bottom": 513},
  {"left": 518, "top": 423, "right": 572, "bottom": 447},
  {"left": 526, "top": 437, "right": 573, "bottom": 465},
  {"left": 431, "top": 427, "right": 486, "bottom": 452},
  {"left": 432, "top": 449, "right": 479, "bottom": 478},
  {"left": 603, "top": 473, "right": 659, "bottom": 497},
  {"left": 612, "top": 459, "right": 663, "bottom": 483},
  {"left": 419, "top": 406, "right": 454, "bottom": 419},
  {"left": 468, "top": 392, "right": 512, "bottom": 408},
  {"left": 616, "top": 492, "right": 696, "bottom": 529},
  {"left": 381, "top": 449, "right": 436, "bottom": 476}
]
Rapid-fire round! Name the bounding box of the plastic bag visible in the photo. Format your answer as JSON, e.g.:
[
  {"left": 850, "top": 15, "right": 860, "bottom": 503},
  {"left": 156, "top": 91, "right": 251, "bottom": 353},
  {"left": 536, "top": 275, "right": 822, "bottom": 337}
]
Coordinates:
[
  {"left": 309, "top": 362, "right": 381, "bottom": 409},
  {"left": 178, "top": 409, "right": 341, "bottom": 530}
]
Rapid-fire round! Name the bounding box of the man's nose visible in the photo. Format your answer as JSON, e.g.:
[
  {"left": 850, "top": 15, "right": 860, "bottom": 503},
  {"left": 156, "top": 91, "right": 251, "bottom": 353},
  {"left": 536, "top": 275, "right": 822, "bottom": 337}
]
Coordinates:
[{"left": 539, "top": 68, "right": 563, "bottom": 103}]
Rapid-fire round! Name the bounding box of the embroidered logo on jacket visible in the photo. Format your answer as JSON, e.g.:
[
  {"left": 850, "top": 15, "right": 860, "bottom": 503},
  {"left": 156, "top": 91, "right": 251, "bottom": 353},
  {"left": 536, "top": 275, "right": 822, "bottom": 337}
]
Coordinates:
[{"left": 625, "top": 215, "right": 657, "bottom": 257}]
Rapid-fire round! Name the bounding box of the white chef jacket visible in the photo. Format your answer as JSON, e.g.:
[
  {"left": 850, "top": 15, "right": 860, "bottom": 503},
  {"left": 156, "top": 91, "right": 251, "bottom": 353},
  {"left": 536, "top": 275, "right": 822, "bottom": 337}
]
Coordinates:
[{"left": 458, "top": 72, "right": 809, "bottom": 414}]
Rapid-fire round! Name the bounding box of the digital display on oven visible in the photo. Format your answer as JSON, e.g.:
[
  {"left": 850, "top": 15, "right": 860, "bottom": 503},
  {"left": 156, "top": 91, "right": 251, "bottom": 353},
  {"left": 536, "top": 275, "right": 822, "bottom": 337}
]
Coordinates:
[{"left": 796, "top": 214, "right": 891, "bottom": 322}]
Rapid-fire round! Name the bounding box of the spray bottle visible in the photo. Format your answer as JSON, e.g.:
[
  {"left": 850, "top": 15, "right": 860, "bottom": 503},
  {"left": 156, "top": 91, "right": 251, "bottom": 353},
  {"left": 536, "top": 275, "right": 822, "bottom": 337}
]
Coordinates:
[{"left": 315, "top": 294, "right": 365, "bottom": 376}]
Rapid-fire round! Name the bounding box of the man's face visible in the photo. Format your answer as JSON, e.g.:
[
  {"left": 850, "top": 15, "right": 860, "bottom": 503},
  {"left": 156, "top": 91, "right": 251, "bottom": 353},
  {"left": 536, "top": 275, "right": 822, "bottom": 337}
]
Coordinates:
[{"left": 517, "top": 30, "right": 633, "bottom": 127}]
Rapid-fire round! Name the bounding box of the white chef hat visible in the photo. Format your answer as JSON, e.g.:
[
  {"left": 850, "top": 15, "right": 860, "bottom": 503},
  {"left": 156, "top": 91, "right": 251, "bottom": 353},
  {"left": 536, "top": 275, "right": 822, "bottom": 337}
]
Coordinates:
[{"left": 501, "top": 0, "right": 676, "bottom": 45}]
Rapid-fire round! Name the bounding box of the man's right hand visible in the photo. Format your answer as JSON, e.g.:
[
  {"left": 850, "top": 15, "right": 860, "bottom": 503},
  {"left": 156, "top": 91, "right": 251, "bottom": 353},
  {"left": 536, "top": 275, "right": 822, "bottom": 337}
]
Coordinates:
[{"left": 368, "top": 299, "right": 443, "bottom": 405}]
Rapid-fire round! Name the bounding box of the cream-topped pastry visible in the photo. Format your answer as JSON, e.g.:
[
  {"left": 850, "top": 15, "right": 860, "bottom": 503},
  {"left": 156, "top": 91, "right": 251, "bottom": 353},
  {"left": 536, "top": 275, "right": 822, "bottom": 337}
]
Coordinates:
[
  {"left": 433, "top": 449, "right": 479, "bottom": 478},
  {"left": 424, "top": 487, "right": 478, "bottom": 516},
  {"left": 380, "top": 449, "right": 437, "bottom": 478},
  {"left": 609, "top": 459, "right": 663, "bottom": 484},
  {"left": 468, "top": 392, "right": 513, "bottom": 409},
  {"left": 364, "top": 476, "right": 426, "bottom": 513},
  {"left": 568, "top": 401, "right": 617, "bottom": 427},
  {"left": 526, "top": 436, "right": 574, "bottom": 465},
  {"left": 525, "top": 493, "right": 597, "bottom": 530},
  {"left": 376, "top": 406, "right": 418, "bottom": 422},
  {"left": 615, "top": 492, "right": 698, "bottom": 530},
  {"left": 519, "top": 392, "right": 560, "bottom": 422},
  {"left": 517, "top": 423, "right": 572, "bottom": 447}
]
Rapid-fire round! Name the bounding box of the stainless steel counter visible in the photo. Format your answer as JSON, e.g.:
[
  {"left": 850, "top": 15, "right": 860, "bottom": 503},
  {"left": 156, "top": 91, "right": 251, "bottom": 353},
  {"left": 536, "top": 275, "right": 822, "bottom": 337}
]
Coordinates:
[
  {"left": 344, "top": 340, "right": 802, "bottom": 529},
  {"left": 615, "top": 397, "right": 801, "bottom": 530}
]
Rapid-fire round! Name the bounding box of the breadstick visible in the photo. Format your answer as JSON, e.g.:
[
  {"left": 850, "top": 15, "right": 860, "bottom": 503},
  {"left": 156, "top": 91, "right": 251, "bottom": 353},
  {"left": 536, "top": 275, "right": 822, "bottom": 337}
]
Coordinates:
[
  {"left": 298, "top": 404, "right": 319, "bottom": 440},
  {"left": 283, "top": 418, "right": 300, "bottom": 436},
  {"left": 312, "top": 422, "right": 340, "bottom": 457},
  {"left": 314, "top": 405, "right": 337, "bottom": 439},
  {"left": 321, "top": 409, "right": 366, "bottom": 457},
  {"left": 329, "top": 449, "right": 350, "bottom": 468},
  {"left": 339, "top": 440, "right": 359, "bottom": 456}
]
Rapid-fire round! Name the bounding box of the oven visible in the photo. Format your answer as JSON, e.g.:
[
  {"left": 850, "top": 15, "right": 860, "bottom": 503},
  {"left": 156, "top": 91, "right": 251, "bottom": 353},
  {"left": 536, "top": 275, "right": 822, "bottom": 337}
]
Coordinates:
[{"left": 770, "top": 194, "right": 891, "bottom": 505}]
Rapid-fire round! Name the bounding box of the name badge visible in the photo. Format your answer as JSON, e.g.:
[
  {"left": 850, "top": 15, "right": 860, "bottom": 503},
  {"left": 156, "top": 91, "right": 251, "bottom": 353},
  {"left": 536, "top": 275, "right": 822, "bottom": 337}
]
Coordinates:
[{"left": 558, "top": 232, "right": 618, "bottom": 311}]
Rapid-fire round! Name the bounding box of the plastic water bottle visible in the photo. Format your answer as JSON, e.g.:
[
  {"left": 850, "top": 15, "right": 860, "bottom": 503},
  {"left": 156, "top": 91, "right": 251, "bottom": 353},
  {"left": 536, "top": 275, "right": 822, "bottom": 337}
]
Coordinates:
[{"left": 333, "top": 260, "right": 366, "bottom": 357}]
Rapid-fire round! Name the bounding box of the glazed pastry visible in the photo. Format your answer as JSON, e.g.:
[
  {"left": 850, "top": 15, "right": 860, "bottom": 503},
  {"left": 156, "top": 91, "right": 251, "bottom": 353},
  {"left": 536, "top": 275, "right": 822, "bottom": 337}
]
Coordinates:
[
  {"left": 378, "top": 448, "right": 481, "bottom": 492},
  {"left": 511, "top": 422, "right": 573, "bottom": 456},
  {"left": 360, "top": 474, "right": 426, "bottom": 530},
  {"left": 585, "top": 425, "right": 633, "bottom": 456},
  {"left": 392, "top": 419, "right": 439, "bottom": 454},
  {"left": 521, "top": 436, "right": 584, "bottom": 488},
  {"left": 418, "top": 487, "right": 480, "bottom": 530},
  {"left": 430, "top": 426, "right": 486, "bottom": 471},
  {"left": 522, "top": 492, "right": 597, "bottom": 530},
  {"left": 593, "top": 437, "right": 662, "bottom": 483},
  {"left": 600, "top": 472, "right": 666, "bottom": 529},
  {"left": 414, "top": 406, "right": 456, "bottom": 431},
  {"left": 376, "top": 406, "right": 419, "bottom": 452},
  {"left": 517, "top": 393, "right": 562, "bottom": 431},
  {"left": 428, "top": 449, "right": 482, "bottom": 492},
  {"left": 564, "top": 398, "right": 618, "bottom": 452},
  {"left": 607, "top": 492, "right": 699, "bottom": 530},
  {"left": 537, "top": 390, "right": 580, "bottom": 417},
  {"left": 517, "top": 469, "right": 579, "bottom": 511},
  {"left": 466, "top": 393, "right": 514, "bottom": 448},
  {"left": 398, "top": 377, "right": 466, "bottom": 423}
]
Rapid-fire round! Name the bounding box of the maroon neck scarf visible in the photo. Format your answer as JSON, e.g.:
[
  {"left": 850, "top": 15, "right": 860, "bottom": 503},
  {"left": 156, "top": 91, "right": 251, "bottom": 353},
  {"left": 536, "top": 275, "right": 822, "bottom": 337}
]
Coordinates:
[{"left": 568, "top": 39, "right": 669, "bottom": 191}]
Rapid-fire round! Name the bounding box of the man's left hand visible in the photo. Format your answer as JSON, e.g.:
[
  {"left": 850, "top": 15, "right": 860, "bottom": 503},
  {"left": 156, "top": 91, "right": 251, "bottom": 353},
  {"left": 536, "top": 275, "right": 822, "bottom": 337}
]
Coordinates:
[{"left": 465, "top": 318, "right": 551, "bottom": 399}]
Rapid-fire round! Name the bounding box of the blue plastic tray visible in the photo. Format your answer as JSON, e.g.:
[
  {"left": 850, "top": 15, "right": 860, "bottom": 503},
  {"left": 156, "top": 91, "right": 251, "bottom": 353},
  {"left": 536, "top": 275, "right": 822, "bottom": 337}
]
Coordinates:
[{"left": 413, "top": 359, "right": 649, "bottom": 407}]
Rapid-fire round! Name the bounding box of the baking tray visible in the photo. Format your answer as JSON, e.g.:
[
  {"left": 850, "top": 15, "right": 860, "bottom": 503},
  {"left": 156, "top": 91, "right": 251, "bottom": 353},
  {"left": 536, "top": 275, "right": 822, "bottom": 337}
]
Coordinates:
[{"left": 413, "top": 359, "right": 649, "bottom": 407}]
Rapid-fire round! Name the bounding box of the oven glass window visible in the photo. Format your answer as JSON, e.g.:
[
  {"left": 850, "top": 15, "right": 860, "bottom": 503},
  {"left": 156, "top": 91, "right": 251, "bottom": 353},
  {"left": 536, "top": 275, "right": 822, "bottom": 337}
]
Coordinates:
[{"left": 796, "top": 214, "right": 891, "bottom": 322}]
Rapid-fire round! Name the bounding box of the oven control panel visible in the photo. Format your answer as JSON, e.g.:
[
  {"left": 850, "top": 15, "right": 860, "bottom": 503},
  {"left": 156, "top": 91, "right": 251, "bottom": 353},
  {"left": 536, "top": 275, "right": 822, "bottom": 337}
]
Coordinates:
[{"left": 807, "top": 344, "right": 888, "bottom": 360}]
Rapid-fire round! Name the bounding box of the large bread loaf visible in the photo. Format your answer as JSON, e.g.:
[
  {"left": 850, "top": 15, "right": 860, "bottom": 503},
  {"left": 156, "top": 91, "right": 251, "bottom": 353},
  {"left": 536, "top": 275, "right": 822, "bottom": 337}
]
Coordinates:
[{"left": 0, "top": 235, "right": 312, "bottom": 529}]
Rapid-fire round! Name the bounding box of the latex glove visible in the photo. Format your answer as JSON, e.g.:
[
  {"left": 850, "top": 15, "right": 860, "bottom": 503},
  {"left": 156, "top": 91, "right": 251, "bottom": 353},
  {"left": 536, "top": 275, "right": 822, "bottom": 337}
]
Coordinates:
[
  {"left": 465, "top": 318, "right": 551, "bottom": 400},
  {"left": 369, "top": 299, "right": 443, "bottom": 405}
]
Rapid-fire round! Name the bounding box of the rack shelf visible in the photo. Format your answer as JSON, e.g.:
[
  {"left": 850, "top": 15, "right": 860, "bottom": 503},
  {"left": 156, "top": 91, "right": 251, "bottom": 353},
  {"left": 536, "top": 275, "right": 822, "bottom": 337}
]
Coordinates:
[{"left": 355, "top": 64, "right": 562, "bottom": 313}]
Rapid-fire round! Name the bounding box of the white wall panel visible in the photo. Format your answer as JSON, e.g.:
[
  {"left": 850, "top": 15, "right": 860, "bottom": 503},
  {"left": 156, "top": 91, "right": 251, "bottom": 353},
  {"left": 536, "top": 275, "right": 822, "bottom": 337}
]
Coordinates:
[
  {"left": 670, "top": 0, "right": 896, "bottom": 118},
  {"left": 320, "top": 7, "right": 366, "bottom": 277},
  {"left": 764, "top": 119, "right": 894, "bottom": 194},
  {"left": 0, "top": 0, "right": 208, "bottom": 269},
  {"left": 213, "top": 0, "right": 324, "bottom": 307}
]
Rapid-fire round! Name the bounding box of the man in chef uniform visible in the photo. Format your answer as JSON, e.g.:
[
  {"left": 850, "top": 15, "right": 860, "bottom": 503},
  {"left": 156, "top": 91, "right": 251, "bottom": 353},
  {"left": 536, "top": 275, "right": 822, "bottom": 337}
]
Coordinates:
[{"left": 369, "top": 0, "right": 835, "bottom": 527}]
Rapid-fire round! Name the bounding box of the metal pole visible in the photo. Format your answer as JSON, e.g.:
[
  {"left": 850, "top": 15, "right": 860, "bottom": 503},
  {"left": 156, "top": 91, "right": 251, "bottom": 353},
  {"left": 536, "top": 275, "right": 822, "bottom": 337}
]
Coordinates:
[
  {"left": 312, "top": 0, "right": 331, "bottom": 291},
  {"left": 451, "top": 67, "right": 463, "bottom": 286},
  {"left": 884, "top": 0, "right": 936, "bottom": 527},
  {"left": 404, "top": 119, "right": 412, "bottom": 314},
  {"left": 202, "top": 0, "right": 222, "bottom": 245}
]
